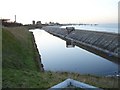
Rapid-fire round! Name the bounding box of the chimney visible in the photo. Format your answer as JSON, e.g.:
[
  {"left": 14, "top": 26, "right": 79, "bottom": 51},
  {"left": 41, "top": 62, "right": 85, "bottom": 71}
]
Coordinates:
[{"left": 14, "top": 15, "right": 16, "bottom": 23}]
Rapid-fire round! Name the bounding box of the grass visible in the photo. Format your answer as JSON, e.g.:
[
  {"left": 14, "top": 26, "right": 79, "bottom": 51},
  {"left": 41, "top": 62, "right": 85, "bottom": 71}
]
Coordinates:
[
  {"left": 2, "top": 26, "right": 119, "bottom": 89},
  {"left": 3, "top": 69, "right": 119, "bottom": 88},
  {"left": 2, "top": 27, "right": 37, "bottom": 70}
]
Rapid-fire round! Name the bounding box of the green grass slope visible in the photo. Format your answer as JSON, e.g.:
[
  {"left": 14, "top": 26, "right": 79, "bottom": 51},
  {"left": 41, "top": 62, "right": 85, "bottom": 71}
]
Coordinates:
[
  {"left": 2, "top": 27, "right": 37, "bottom": 70},
  {"left": 2, "top": 27, "right": 119, "bottom": 89},
  {"left": 2, "top": 27, "right": 40, "bottom": 88}
]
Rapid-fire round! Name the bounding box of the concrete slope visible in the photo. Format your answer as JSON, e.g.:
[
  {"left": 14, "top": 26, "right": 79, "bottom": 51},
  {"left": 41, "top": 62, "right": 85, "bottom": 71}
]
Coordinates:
[{"left": 42, "top": 26, "right": 120, "bottom": 63}]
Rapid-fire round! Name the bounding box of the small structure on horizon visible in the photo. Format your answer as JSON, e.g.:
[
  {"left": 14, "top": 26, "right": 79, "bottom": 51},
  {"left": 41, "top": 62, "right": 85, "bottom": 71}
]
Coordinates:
[
  {"left": 32, "top": 20, "right": 35, "bottom": 25},
  {"left": 36, "top": 21, "right": 41, "bottom": 25}
]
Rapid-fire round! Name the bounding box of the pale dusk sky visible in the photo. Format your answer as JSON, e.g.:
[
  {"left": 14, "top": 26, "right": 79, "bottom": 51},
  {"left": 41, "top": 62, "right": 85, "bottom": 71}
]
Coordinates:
[{"left": 0, "top": 0, "right": 119, "bottom": 24}]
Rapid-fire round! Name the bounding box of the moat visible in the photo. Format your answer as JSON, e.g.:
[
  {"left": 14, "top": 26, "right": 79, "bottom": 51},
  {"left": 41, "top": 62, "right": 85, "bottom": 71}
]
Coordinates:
[{"left": 31, "top": 29, "right": 119, "bottom": 76}]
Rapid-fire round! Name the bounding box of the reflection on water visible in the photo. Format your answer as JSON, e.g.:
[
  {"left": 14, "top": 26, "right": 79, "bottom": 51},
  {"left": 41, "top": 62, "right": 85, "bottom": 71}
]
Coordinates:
[
  {"left": 31, "top": 29, "right": 119, "bottom": 76},
  {"left": 66, "top": 40, "right": 75, "bottom": 48}
]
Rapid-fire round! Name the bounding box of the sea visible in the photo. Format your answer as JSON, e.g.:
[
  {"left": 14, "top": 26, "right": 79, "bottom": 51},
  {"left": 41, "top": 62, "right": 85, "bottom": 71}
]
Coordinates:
[{"left": 61, "top": 23, "right": 118, "bottom": 33}]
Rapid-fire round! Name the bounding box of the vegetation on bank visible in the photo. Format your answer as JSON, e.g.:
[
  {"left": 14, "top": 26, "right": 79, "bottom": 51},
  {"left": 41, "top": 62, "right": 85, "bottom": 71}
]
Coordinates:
[
  {"left": 2, "top": 27, "right": 119, "bottom": 89},
  {"left": 2, "top": 27, "right": 38, "bottom": 70}
]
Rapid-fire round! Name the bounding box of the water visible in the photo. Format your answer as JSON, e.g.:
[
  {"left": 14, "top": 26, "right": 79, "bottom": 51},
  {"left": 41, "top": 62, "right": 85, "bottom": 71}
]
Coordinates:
[
  {"left": 61, "top": 23, "right": 118, "bottom": 33},
  {"left": 31, "top": 29, "right": 119, "bottom": 76}
]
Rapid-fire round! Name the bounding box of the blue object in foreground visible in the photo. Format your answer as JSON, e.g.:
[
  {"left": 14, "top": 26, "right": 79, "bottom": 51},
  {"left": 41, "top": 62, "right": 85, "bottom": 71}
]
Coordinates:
[{"left": 48, "top": 78, "right": 102, "bottom": 90}]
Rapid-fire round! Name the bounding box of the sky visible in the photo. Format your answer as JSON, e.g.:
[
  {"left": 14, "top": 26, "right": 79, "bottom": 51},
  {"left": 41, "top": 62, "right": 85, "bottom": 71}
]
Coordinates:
[{"left": 0, "top": 0, "right": 119, "bottom": 24}]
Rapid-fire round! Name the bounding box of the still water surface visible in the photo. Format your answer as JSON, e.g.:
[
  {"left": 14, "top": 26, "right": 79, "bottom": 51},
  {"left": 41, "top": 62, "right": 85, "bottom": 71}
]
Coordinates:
[{"left": 31, "top": 29, "right": 118, "bottom": 76}]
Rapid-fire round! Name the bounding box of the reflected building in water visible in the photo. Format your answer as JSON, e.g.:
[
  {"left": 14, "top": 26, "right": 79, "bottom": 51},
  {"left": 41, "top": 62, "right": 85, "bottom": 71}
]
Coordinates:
[{"left": 66, "top": 40, "right": 75, "bottom": 48}]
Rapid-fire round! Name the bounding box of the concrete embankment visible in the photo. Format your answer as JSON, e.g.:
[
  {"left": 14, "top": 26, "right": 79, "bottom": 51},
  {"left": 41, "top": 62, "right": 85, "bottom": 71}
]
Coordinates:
[{"left": 42, "top": 26, "right": 120, "bottom": 63}]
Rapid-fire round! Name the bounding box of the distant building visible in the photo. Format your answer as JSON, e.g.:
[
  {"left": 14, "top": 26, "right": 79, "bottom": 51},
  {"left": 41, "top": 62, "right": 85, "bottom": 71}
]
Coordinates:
[
  {"left": 32, "top": 20, "right": 35, "bottom": 25},
  {"left": 0, "top": 19, "right": 10, "bottom": 27},
  {"left": 48, "top": 22, "right": 54, "bottom": 25},
  {"left": 0, "top": 19, "right": 10, "bottom": 23},
  {"left": 48, "top": 22, "right": 60, "bottom": 26},
  {"left": 36, "top": 21, "right": 41, "bottom": 25},
  {"left": 0, "top": 19, "right": 22, "bottom": 27}
]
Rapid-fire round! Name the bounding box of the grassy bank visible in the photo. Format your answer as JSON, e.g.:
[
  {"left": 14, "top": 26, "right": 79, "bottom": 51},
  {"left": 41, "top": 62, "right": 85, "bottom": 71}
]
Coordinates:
[
  {"left": 2, "top": 27, "right": 119, "bottom": 89},
  {"left": 2, "top": 27, "right": 38, "bottom": 70}
]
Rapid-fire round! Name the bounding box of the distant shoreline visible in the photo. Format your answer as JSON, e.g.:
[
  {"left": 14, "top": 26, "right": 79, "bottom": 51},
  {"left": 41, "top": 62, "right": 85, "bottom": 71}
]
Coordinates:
[{"left": 60, "top": 23, "right": 118, "bottom": 33}]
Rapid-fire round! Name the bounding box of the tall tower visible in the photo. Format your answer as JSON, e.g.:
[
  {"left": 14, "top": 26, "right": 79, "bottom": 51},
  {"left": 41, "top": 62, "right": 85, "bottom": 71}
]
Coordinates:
[{"left": 14, "top": 15, "right": 16, "bottom": 23}]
